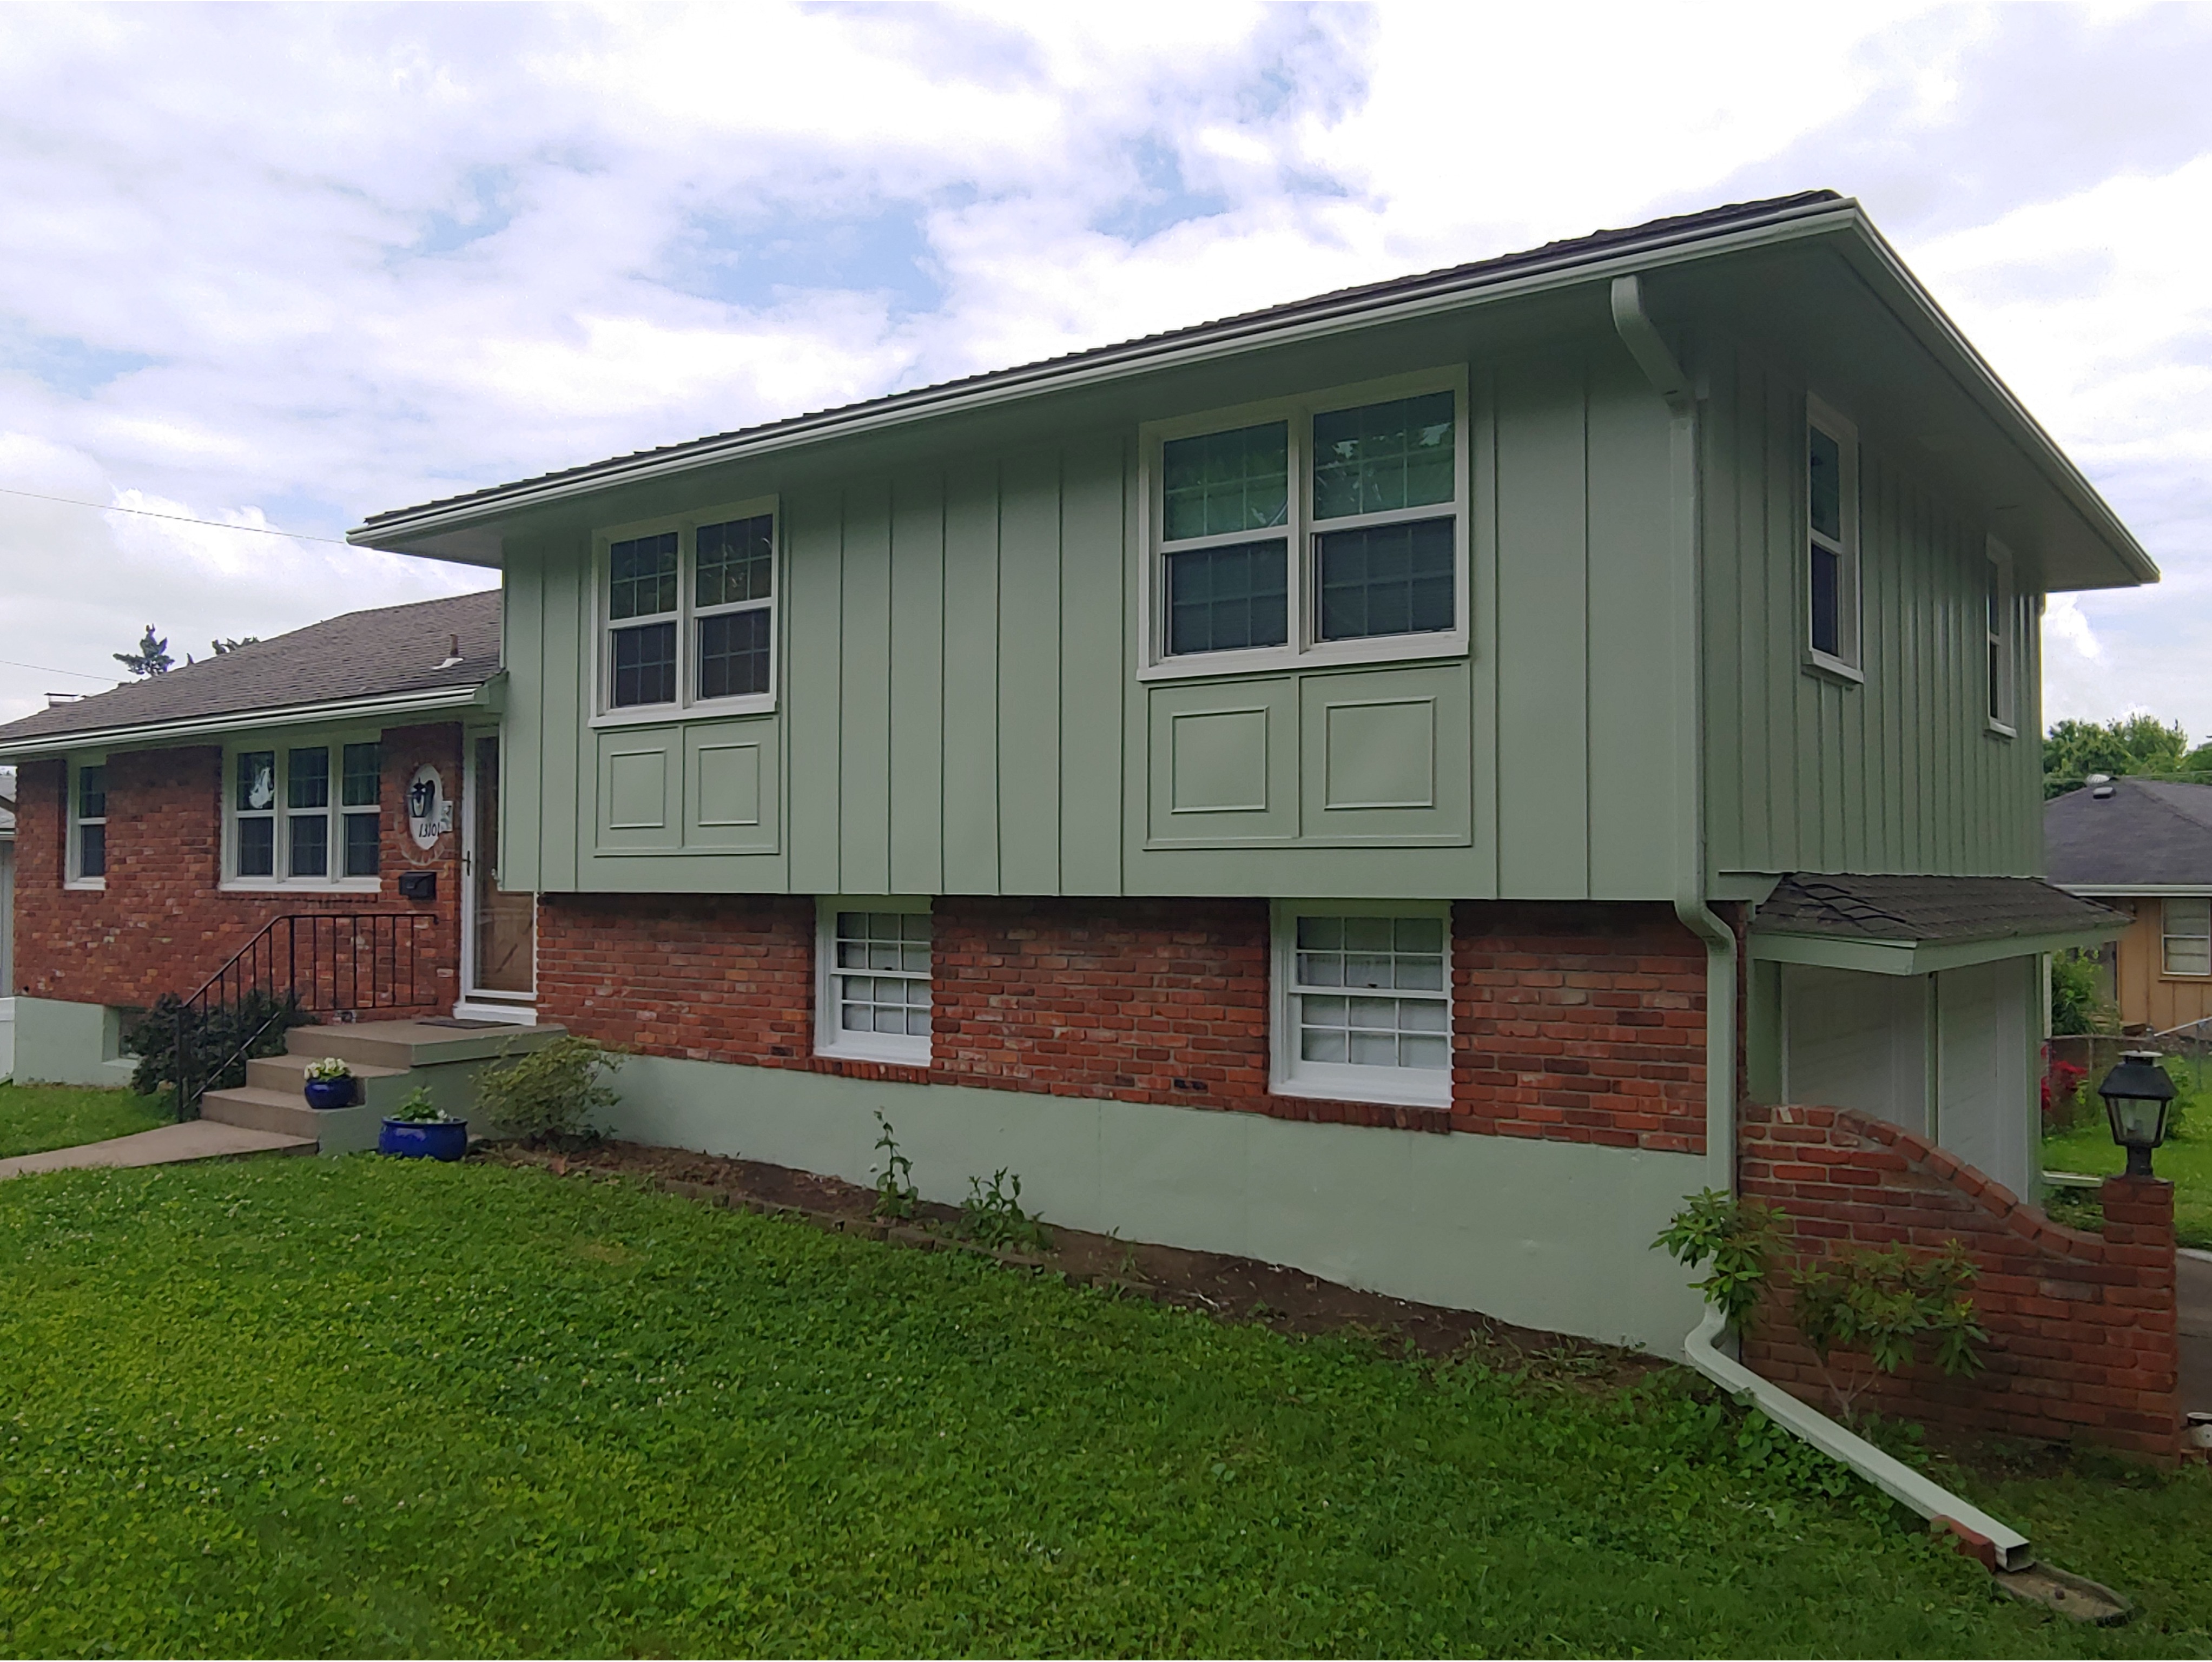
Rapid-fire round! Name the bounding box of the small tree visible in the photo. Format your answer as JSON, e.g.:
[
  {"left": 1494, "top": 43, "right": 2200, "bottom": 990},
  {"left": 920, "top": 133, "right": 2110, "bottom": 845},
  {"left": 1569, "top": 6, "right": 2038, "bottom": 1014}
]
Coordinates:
[
  {"left": 473, "top": 1036, "right": 622, "bottom": 1145},
  {"left": 115, "top": 625, "right": 173, "bottom": 677},
  {"left": 1791, "top": 1241, "right": 1988, "bottom": 1421},
  {"left": 1653, "top": 1188, "right": 1791, "bottom": 1330}
]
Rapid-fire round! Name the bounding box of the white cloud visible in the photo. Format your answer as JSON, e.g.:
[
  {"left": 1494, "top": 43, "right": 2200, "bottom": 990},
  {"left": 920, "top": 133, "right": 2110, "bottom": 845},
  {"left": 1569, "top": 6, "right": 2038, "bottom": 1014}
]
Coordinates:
[{"left": 0, "top": 1, "right": 2209, "bottom": 741}]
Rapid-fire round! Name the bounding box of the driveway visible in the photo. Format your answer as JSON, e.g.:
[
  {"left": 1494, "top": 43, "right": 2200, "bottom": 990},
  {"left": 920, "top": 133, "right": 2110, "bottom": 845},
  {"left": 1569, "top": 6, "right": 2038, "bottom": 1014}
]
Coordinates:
[{"left": 2183, "top": 1249, "right": 2212, "bottom": 1416}]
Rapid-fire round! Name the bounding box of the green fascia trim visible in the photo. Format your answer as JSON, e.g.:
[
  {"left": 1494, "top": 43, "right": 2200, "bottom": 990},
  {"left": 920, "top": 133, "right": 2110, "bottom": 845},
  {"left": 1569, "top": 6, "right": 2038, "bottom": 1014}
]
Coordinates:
[
  {"left": 351, "top": 203, "right": 1869, "bottom": 562},
  {"left": 0, "top": 675, "right": 504, "bottom": 762},
  {"left": 2058, "top": 883, "right": 2212, "bottom": 898},
  {"left": 1749, "top": 924, "right": 2123, "bottom": 977}
]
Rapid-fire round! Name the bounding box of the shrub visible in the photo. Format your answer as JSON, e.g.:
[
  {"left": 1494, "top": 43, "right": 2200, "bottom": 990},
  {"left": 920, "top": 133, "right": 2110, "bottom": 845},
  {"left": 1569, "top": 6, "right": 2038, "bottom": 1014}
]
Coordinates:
[
  {"left": 122, "top": 991, "right": 313, "bottom": 1107},
  {"left": 473, "top": 1036, "right": 622, "bottom": 1144},
  {"left": 1791, "top": 1241, "right": 1988, "bottom": 1421},
  {"left": 1653, "top": 1188, "right": 1790, "bottom": 1331},
  {"left": 2050, "top": 949, "right": 2115, "bottom": 1037}
]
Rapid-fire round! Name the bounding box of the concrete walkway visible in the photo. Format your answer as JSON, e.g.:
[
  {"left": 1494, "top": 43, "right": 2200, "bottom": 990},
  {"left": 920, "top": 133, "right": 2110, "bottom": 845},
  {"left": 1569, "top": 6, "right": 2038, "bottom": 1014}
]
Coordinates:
[
  {"left": 0, "top": 1120, "right": 313, "bottom": 1180},
  {"left": 2181, "top": 1249, "right": 2212, "bottom": 1415}
]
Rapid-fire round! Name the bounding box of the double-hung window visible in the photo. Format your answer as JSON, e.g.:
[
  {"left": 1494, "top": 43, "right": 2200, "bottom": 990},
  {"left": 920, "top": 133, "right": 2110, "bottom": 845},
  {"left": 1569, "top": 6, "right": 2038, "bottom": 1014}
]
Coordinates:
[
  {"left": 2163, "top": 898, "right": 2210, "bottom": 977},
  {"left": 599, "top": 500, "right": 777, "bottom": 718},
  {"left": 1985, "top": 540, "right": 2015, "bottom": 734},
  {"left": 67, "top": 759, "right": 107, "bottom": 887},
  {"left": 1271, "top": 901, "right": 1451, "bottom": 1107},
  {"left": 815, "top": 898, "right": 932, "bottom": 1065},
  {"left": 1146, "top": 373, "right": 1468, "bottom": 675},
  {"left": 228, "top": 741, "right": 380, "bottom": 887},
  {"left": 1806, "top": 397, "right": 1860, "bottom": 675}
]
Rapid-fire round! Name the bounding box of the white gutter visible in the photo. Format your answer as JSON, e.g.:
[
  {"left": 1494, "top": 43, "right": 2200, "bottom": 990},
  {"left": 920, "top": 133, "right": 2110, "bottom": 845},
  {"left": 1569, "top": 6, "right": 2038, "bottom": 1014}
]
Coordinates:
[
  {"left": 0, "top": 677, "right": 501, "bottom": 762},
  {"left": 1611, "top": 275, "right": 2033, "bottom": 1573}
]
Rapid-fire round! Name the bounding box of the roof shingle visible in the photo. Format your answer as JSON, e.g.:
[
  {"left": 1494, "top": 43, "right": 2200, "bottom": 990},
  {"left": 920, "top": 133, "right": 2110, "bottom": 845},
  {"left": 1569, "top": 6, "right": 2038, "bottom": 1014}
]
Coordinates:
[
  {"left": 2046, "top": 777, "right": 2212, "bottom": 888},
  {"left": 1754, "top": 873, "right": 2124, "bottom": 946}
]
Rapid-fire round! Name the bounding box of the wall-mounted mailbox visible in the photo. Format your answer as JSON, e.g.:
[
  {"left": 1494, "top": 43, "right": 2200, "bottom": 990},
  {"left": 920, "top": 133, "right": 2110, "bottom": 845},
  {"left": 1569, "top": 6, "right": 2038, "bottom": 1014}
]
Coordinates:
[{"left": 397, "top": 870, "right": 437, "bottom": 902}]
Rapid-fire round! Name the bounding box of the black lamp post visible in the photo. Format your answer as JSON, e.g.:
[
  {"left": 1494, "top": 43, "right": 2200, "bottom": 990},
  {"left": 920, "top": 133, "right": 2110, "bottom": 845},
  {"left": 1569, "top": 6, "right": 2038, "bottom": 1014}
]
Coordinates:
[{"left": 2097, "top": 1050, "right": 2177, "bottom": 1178}]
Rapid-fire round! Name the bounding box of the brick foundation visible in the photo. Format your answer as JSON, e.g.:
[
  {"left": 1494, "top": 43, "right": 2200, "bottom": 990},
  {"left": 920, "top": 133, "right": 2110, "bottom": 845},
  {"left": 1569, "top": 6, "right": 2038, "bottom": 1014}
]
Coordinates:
[
  {"left": 1740, "top": 1104, "right": 2181, "bottom": 1459},
  {"left": 536, "top": 893, "right": 1707, "bottom": 1151},
  {"left": 12, "top": 724, "right": 464, "bottom": 1012}
]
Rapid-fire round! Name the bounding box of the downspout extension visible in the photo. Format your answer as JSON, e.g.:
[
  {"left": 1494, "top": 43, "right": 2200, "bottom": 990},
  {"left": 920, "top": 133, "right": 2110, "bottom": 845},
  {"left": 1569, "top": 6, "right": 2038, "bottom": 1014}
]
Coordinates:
[{"left": 1609, "top": 275, "right": 2033, "bottom": 1572}]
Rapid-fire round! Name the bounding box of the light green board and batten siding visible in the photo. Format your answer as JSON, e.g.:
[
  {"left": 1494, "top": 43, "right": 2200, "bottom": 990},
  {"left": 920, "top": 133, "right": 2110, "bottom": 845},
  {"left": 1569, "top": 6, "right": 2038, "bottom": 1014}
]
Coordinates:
[{"left": 498, "top": 325, "right": 2035, "bottom": 903}]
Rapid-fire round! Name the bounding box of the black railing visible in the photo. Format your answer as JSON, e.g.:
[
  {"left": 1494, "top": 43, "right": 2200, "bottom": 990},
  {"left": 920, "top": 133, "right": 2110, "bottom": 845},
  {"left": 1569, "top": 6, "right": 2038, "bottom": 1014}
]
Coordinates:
[{"left": 171, "top": 913, "right": 439, "bottom": 1119}]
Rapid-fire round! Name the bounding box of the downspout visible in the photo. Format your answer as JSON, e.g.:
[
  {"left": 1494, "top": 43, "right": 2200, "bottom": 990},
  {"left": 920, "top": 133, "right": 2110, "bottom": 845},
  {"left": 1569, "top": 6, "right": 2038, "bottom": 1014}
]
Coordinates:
[{"left": 1608, "top": 276, "right": 2032, "bottom": 1572}]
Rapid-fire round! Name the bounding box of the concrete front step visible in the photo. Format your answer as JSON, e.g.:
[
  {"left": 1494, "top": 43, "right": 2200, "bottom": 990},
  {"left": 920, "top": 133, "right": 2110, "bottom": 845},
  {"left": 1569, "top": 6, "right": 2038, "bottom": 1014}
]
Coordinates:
[
  {"left": 286, "top": 1018, "right": 567, "bottom": 1072},
  {"left": 245, "top": 1052, "right": 408, "bottom": 1094},
  {"left": 201, "top": 1085, "right": 328, "bottom": 1140}
]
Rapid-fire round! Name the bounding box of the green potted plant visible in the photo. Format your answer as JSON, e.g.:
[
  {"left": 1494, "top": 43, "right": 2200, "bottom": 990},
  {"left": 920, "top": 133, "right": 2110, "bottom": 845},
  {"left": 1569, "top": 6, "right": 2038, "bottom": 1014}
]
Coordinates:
[
  {"left": 302, "top": 1054, "right": 356, "bottom": 1110},
  {"left": 378, "top": 1085, "right": 467, "bottom": 1162}
]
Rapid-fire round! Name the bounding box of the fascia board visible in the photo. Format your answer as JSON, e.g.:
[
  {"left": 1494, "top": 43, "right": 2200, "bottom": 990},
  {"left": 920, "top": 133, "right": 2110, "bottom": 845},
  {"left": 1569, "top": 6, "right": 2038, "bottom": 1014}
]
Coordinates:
[
  {"left": 0, "top": 676, "right": 501, "bottom": 762},
  {"left": 1751, "top": 921, "right": 2127, "bottom": 976},
  {"left": 348, "top": 201, "right": 1866, "bottom": 559},
  {"left": 2056, "top": 882, "right": 2212, "bottom": 898}
]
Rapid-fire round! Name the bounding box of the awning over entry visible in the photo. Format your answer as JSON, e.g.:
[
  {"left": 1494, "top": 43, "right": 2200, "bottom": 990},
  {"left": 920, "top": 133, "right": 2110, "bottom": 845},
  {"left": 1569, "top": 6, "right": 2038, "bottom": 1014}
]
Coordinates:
[{"left": 1748, "top": 874, "right": 2127, "bottom": 977}]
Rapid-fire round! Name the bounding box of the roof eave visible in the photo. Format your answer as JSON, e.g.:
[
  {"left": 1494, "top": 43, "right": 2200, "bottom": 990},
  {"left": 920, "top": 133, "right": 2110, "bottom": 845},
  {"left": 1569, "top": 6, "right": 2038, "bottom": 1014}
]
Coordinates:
[
  {"left": 0, "top": 675, "right": 503, "bottom": 762},
  {"left": 1749, "top": 919, "right": 2127, "bottom": 976}
]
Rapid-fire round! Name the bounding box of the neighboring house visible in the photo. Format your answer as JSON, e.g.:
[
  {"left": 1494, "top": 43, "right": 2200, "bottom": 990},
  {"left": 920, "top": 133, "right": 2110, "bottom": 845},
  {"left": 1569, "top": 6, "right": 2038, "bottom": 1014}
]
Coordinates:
[
  {"left": 2048, "top": 776, "right": 2212, "bottom": 1033},
  {"left": 0, "top": 591, "right": 525, "bottom": 1086},
  {"left": 12, "top": 192, "right": 2178, "bottom": 1452}
]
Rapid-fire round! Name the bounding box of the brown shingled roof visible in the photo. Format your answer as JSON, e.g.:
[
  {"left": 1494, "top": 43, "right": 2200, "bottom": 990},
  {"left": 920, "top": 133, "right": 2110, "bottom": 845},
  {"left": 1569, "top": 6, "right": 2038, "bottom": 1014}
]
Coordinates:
[
  {"left": 1754, "top": 873, "right": 2124, "bottom": 946},
  {"left": 0, "top": 589, "right": 500, "bottom": 751}
]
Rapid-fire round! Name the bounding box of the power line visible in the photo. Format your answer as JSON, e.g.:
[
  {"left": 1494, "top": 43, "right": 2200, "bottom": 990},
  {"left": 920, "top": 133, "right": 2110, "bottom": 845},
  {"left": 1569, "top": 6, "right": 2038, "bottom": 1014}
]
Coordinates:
[
  {"left": 0, "top": 485, "right": 353, "bottom": 546},
  {"left": 0, "top": 656, "right": 113, "bottom": 682}
]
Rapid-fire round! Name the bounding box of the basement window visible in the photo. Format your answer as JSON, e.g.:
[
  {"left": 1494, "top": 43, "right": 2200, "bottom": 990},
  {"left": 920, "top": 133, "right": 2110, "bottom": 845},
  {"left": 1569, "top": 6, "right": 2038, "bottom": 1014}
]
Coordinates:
[
  {"left": 1271, "top": 901, "right": 1451, "bottom": 1108},
  {"left": 67, "top": 758, "right": 107, "bottom": 889},
  {"left": 1806, "top": 397, "right": 1861, "bottom": 678},
  {"left": 815, "top": 898, "right": 932, "bottom": 1065}
]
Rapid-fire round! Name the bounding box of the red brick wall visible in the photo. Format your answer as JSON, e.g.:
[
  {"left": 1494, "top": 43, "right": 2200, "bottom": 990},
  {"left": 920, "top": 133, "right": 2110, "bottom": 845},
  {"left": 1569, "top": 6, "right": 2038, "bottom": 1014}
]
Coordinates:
[
  {"left": 12, "top": 724, "right": 464, "bottom": 1012},
  {"left": 1740, "top": 1104, "right": 2181, "bottom": 1459},
  {"left": 535, "top": 893, "right": 1706, "bottom": 1151}
]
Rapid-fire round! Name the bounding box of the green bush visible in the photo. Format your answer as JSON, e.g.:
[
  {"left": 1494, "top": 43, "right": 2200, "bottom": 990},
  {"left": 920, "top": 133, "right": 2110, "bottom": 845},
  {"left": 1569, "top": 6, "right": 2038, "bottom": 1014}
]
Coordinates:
[
  {"left": 121, "top": 991, "right": 313, "bottom": 1107},
  {"left": 2050, "top": 950, "right": 2115, "bottom": 1037},
  {"left": 472, "top": 1035, "right": 621, "bottom": 1144},
  {"left": 1792, "top": 1241, "right": 1988, "bottom": 1421},
  {"left": 1653, "top": 1188, "right": 1790, "bottom": 1330}
]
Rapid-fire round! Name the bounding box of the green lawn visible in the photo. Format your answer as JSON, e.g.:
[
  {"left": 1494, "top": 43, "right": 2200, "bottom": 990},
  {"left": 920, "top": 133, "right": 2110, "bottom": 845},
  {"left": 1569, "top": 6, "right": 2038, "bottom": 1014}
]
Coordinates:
[
  {"left": 2, "top": 1159, "right": 2208, "bottom": 1657},
  {"left": 0, "top": 1081, "right": 169, "bottom": 1159}
]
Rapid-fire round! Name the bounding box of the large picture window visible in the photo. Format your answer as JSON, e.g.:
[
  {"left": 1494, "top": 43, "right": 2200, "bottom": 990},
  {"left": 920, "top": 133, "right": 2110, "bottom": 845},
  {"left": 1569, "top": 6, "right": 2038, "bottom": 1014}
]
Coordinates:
[
  {"left": 1271, "top": 901, "right": 1452, "bottom": 1108},
  {"left": 67, "top": 758, "right": 107, "bottom": 887},
  {"left": 227, "top": 740, "right": 380, "bottom": 887},
  {"left": 599, "top": 502, "right": 777, "bottom": 717},
  {"left": 1806, "top": 397, "right": 1861, "bottom": 675},
  {"left": 1146, "top": 373, "right": 1467, "bottom": 676},
  {"left": 815, "top": 898, "right": 932, "bottom": 1065}
]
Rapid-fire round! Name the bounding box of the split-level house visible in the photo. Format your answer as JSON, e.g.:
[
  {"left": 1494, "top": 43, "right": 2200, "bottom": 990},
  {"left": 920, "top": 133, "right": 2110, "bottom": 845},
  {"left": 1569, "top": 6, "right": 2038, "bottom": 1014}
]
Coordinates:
[{"left": 7, "top": 195, "right": 2171, "bottom": 1452}]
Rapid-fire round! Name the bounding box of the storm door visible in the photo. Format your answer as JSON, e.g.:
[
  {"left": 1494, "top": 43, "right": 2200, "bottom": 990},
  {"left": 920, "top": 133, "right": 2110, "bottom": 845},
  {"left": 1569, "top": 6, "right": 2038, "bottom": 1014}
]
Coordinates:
[{"left": 463, "top": 734, "right": 536, "bottom": 1007}]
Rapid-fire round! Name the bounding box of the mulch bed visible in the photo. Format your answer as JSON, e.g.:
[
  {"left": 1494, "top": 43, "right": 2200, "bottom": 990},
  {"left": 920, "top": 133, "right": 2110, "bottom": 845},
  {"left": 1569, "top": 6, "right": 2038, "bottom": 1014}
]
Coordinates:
[{"left": 473, "top": 1137, "right": 1662, "bottom": 1388}]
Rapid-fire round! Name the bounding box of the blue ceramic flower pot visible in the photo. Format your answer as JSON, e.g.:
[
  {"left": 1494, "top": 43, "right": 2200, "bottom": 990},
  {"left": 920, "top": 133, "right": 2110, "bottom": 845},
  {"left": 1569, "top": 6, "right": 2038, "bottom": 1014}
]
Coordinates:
[
  {"left": 303, "top": 1077, "right": 355, "bottom": 1110},
  {"left": 379, "top": 1118, "right": 468, "bottom": 1161}
]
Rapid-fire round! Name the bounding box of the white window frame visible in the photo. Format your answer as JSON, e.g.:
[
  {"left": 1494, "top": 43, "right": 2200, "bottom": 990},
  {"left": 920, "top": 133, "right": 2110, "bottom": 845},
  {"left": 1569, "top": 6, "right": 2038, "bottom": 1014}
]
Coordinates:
[
  {"left": 65, "top": 753, "right": 107, "bottom": 891},
  {"left": 1805, "top": 394, "right": 1862, "bottom": 681},
  {"left": 592, "top": 494, "right": 780, "bottom": 727},
  {"left": 221, "top": 733, "right": 384, "bottom": 893},
  {"left": 1985, "top": 537, "right": 2016, "bottom": 736},
  {"left": 1270, "top": 899, "right": 1453, "bottom": 1109},
  {"left": 1138, "top": 368, "right": 1471, "bottom": 681},
  {"left": 814, "top": 896, "right": 933, "bottom": 1065},
  {"left": 2162, "top": 897, "right": 2211, "bottom": 978}
]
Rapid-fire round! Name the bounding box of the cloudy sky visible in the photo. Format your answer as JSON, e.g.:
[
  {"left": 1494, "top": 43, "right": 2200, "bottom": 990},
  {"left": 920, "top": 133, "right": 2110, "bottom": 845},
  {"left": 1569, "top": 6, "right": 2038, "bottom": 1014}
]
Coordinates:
[{"left": 2, "top": 2, "right": 2209, "bottom": 736}]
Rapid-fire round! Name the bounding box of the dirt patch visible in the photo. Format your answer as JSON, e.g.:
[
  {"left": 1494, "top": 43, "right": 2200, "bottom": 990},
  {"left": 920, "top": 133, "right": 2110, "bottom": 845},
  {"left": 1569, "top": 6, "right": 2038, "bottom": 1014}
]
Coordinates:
[{"left": 475, "top": 1137, "right": 1661, "bottom": 1389}]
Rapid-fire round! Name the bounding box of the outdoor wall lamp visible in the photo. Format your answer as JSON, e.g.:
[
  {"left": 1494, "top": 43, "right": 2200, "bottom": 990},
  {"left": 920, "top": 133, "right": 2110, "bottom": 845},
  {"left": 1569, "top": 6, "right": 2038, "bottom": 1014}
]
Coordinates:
[{"left": 2097, "top": 1050, "right": 2176, "bottom": 1178}]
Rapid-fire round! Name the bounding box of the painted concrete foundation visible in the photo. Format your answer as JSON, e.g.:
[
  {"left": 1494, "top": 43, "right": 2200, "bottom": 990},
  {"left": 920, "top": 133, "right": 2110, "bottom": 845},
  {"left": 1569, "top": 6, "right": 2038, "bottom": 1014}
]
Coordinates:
[
  {"left": 11, "top": 997, "right": 129, "bottom": 1087},
  {"left": 605, "top": 1053, "right": 1709, "bottom": 1353}
]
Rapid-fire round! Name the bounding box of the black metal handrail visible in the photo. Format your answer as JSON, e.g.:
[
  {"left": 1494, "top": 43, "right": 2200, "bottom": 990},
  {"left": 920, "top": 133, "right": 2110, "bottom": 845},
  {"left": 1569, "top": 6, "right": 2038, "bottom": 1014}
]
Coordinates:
[{"left": 171, "top": 912, "right": 438, "bottom": 1119}]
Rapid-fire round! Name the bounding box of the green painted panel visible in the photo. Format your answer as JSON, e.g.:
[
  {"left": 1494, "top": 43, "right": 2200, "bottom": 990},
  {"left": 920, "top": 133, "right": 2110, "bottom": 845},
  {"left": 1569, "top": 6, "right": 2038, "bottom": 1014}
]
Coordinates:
[
  {"left": 839, "top": 483, "right": 894, "bottom": 893},
  {"left": 888, "top": 472, "right": 946, "bottom": 895},
  {"left": 540, "top": 544, "right": 585, "bottom": 892},
  {"left": 1146, "top": 677, "right": 1297, "bottom": 846},
  {"left": 1494, "top": 351, "right": 1589, "bottom": 899},
  {"left": 595, "top": 727, "right": 678, "bottom": 850},
  {"left": 684, "top": 716, "right": 780, "bottom": 854},
  {"left": 941, "top": 461, "right": 1001, "bottom": 893},
  {"left": 1298, "top": 664, "right": 1470, "bottom": 846},
  {"left": 1058, "top": 434, "right": 1125, "bottom": 895},
  {"left": 499, "top": 562, "right": 543, "bottom": 893},
  {"left": 785, "top": 490, "right": 844, "bottom": 893},
  {"left": 997, "top": 450, "right": 1061, "bottom": 893}
]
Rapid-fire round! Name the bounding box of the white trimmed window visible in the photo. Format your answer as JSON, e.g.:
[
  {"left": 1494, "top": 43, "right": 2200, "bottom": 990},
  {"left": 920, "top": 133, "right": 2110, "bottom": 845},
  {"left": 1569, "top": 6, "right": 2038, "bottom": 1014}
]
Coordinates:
[
  {"left": 1271, "top": 901, "right": 1452, "bottom": 1107},
  {"left": 815, "top": 898, "right": 932, "bottom": 1064},
  {"left": 1806, "top": 397, "right": 1860, "bottom": 675},
  {"left": 2163, "top": 898, "right": 2210, "bottom": 977},
  {"left": 598, "top": 499, "right": 777, "bottom": 720},
  {"left": 1142, "top": 371, "right": 1469, "bottom": 677},
  {"left": 226, "top": 740, "right": 381, "bottom": 888},
  {"left": 67, "top": 757, "right": 107, "bottom": 888},
  {"left": 1985, "top": 540, "right": 2015, "bottom": 734}
]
